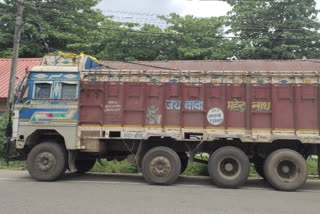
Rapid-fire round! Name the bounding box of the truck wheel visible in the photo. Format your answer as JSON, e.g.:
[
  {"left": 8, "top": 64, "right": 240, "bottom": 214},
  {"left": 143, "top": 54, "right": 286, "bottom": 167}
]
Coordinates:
[
  {"left": 264, "top": 149, "right": 307, "bottom": 191},
  {"left": 141, "top": 146, "right": 181, "bottom": 185},
  {"left": 75, "top": 159, "right": 96, "bottom": 173},
  {"left": 26, "top": 142, "right": 67, "bottom": 181},
  {"left": 208, "top": 146, "right": 250, "bottom": 188},
  {"left": 178, "top": 152, "right": 188, "bottom": 174}
]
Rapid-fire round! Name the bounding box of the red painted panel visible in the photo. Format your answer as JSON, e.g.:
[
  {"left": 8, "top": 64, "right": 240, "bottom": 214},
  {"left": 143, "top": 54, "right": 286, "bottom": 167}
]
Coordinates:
[
  {"left": 79, "top": 82, "right": 104, "bottom": 125},
  {"left": 226, "top": 84, "right": 246, "bottom": 129},
  {"left": 295, "top": 84, "right": 319, "bottom": 131},
  {"left": 103, "top": 82, "right": 124, "bottom": 126},
  {"left": 145, "top": 83, "right": 164, "bottom": 127},
  {"left": 205, "top": 83, "right": 226, "bottom": 128},
  {"left": 123, "top": 82, "right": 145, "bottom": 126},
  {"left": 182, "top": 83, "right": 205, "bottom": 128},
  {"left": 164, "top": 83, "right": 182, "bottom": 128},
  {"left": 251, "top": 84, "right": 272, "bottom": 130},
  {"left": 272, "top": 84, "right": 295, "bottom": 130}
]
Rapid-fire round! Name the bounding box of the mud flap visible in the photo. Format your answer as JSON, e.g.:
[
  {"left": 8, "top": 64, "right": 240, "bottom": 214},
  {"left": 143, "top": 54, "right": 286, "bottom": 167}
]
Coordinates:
[{"left": 68, "top": 150, "right": 78, "bottom": 172}]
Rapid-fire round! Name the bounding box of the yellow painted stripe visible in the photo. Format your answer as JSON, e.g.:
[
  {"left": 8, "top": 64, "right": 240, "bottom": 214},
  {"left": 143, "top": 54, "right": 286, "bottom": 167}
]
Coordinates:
[
  {"left": 273, "top": 128, "right": 295, "bottom": 131},
  {"left": 19, "top": 119, "right": 29, "bottom": 121},
  {"left": 252, "top": 128, "right": 272, "bottom": 131},
  {"left": 51, "top": 120, "right": 77, "bottom": 122},
  {"left": 206, "top": 127, "right": 224, "bottom": 129},
  {"left": 184, "top": 127, "right": 203, "bottom": 129},
  {"left": 103, "top": 125, "right": 121, "bottom": 127},
  {"left": 298, "top": 129, "right": 319, "bottom": 132},
  {"left": 123, "top": 125, "right": 142, "bottom": 127},
  {"left": 164, "top": 126, "right": 181, "bottom": 129},
  {"left": 228, "top": 127, "right": 245, "bottom": 130},
  {"left": 81, "top": 124, "right": 101, "bottom": 127},
  {"left": 145, "top": 126, "right": 161, "bottom": 128}
]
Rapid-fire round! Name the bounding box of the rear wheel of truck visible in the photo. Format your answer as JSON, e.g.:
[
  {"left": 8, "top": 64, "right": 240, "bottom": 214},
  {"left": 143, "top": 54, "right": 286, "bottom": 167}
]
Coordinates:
[
  {"left": 75, "top": 158, "right": 96, "bottom": 173},
  {"left": 26, "top": 142, "right": 67, "bottom": 181},
  {"left": 141, "top": 146, "right": 181, "bottom": 185},
  {"left": 178, "top": 152, "right": 188, "bottom": 174},
  {"left": 264, "top": 149, "right": 307, "bottom": 191},
  {"left": 208, "top": 146, "right": 250, "bottom": 189}
]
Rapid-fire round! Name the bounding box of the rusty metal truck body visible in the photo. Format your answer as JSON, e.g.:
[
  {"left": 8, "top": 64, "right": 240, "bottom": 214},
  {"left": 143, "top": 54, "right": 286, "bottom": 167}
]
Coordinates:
[{"left": 10, "top": 53, "right": 320, "bottom": 191}]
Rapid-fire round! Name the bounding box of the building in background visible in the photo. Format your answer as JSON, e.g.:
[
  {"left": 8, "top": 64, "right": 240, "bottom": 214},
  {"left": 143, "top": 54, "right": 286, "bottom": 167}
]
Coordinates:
[{"left": 0, "top": 58, "right": 41, "bottom": 115}]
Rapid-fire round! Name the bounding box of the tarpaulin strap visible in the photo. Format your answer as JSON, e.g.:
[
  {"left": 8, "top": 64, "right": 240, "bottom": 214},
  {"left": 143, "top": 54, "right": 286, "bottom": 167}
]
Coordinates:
[{"left": 58, "top": 51, "right": 100, "bottom": 64}]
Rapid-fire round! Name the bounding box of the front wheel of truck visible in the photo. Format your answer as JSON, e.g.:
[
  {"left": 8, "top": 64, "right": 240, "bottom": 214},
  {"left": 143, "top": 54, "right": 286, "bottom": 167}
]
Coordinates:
[{"left": 26, "top": 142, "right": 67, "bottom": 181}]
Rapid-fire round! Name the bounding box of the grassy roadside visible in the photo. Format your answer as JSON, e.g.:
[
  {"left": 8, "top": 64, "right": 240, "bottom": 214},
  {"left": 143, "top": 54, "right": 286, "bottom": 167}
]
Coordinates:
[{"left": 0, "top": 156, "right": 318, "bottom": 177}]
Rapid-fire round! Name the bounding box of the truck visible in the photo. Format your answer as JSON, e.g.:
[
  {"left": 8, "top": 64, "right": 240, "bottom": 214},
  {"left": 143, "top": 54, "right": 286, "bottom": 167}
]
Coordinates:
[{"left": 7, "top": 52, "right": 320, "bottom": 191}]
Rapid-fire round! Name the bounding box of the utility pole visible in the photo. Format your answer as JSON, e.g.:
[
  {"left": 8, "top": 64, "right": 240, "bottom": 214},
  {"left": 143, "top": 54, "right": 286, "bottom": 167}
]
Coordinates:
[{"left": 7, "top": 0, "right": 24, "bottom": 109}]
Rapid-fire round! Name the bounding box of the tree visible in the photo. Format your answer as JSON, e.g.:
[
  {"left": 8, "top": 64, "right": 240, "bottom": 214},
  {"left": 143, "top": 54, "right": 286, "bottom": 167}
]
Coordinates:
[
  {"left": 160, "top": 13, "right": 235, "bottom": 60},
  {"left": 0, "top": 0, "right": 106, "bottom": 58},
  {"left": 227, "top": 0, "right": 320, "bottom": 59},
  {"left": 96, "top": 23, "right": 167, "bottom": 61}
]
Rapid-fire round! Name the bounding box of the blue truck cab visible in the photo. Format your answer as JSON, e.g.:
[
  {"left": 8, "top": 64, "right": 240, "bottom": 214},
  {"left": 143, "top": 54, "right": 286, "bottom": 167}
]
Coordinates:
[{"left": 11, "top": 53, "right": 100, "bottom": 165}]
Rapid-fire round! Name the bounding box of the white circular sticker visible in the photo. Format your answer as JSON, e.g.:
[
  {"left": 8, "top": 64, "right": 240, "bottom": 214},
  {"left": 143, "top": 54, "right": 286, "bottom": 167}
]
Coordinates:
[{"left": 207, "top": 108, "right": 224, "bottom": 125}]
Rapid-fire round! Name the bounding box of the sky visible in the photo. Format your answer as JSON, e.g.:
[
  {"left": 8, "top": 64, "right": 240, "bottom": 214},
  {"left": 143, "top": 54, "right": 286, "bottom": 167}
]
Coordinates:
[{"left": 98, "top": 0, "right": 320, "bottom": 24}]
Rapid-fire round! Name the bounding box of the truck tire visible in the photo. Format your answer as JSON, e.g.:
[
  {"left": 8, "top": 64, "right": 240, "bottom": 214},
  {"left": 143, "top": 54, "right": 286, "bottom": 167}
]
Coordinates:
[
  {"left": 178, "top": 152, "right": 188, "bottom": 174},
  {"left": 141, "top": 146, "right": 181, "bottom": 185},
  {"left": 208, "top": 146, "right": 250, "bottom": 188},
  {"left": 264, "top": 149, "right": 307, "bottom": 191},
  {"left": 26, "top": 142, "right": 67, "bottom": 181},
  {"left": 75, "top": 159, "right": 96, "bottom": 173}
]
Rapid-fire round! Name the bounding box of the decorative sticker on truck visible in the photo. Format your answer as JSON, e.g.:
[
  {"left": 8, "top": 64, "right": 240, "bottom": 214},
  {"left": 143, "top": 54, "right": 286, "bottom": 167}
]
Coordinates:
[
  {"left": 165, "top": 100, "right": 181, "bottom": 110},
  {"left": 227, "top": 100, "right": 272, "bottom": 112},
  {"left": 227, "top": 99, "right": 246, "bottom": 112},
  {"left": 165, "top": 100, "right": 203, "bottom": 111},
  {"left": 184, "top": 101, "right": 203, "bottom": 110},
  {"left": 104, "top": 100, "right": 121, "bottom": 112},
  {"left": 252, "top": 102, "right": 271, "bottom": 112},
  {"left": 146, "top": 106, "right": 162, "bottom": 125},
  {"left": 207, "top": 108, "right": 224, "bottom": 125}
]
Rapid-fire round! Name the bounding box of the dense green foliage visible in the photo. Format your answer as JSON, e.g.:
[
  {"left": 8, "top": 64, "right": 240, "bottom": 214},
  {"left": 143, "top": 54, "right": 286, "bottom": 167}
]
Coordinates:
[
  {"left": 0, "top": 113, "right": 9, "bottom": 156},
  {"left": 227, "top": 0, "right": 320, "bottom": 59},
  {"left": 1, "top": 0, "right": 319, "bottom": 60}
]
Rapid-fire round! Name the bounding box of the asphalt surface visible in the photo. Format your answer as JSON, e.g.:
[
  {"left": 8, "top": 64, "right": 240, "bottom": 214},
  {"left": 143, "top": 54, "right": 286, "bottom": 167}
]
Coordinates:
[{"left": 0, "top": 170, "right": 319, "bottom": 214}]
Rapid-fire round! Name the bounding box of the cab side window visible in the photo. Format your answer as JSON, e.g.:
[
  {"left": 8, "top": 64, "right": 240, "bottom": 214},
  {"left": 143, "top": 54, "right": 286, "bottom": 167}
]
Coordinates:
[
  {"left": 61, "top": 83, "right": 77, "bottom": 99},
  {"left": 34, "top": 83, "right": 51, "bottom": 99}
]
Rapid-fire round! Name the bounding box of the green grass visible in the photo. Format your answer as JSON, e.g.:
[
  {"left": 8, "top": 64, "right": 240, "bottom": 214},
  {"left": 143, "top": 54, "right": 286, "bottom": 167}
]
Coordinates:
[
  {"left": 0, "top": 159, "right": 26, "bottom": 170},
  {"left": 91, "top": 159, "right": 138, "bottom": 174},
  {"left": 0, "top": 156, "right": 318, "bottom": 177}
]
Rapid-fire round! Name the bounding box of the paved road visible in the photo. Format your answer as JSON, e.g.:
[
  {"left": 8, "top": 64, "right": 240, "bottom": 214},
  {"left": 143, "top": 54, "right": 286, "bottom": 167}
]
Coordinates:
[{"left": 0, "top": 170, "right": 319, "bottom": 214}]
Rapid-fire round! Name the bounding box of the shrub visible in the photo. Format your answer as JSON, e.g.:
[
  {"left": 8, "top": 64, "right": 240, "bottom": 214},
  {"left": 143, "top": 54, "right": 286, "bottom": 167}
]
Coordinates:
[{"left": 0, "top": 112, "right": 9, "bottom": 157}]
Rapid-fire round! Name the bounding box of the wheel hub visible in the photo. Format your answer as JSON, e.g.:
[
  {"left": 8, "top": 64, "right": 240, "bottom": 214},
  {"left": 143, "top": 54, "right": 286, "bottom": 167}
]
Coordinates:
[
  {"left": 150, "top": 156, "right": 172, "bottom": 178},
  {"left": 277, "top": 160, "right": 297, "bottom": 181},
  {"left": 35, "top": 152, "right": 56, "bottom": 172},
  {"left": 224, "top": 163, "right": 234, "bottom": 172},
  {"left": 219, "top": 158, "right": 239, "bottom": 177}
]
